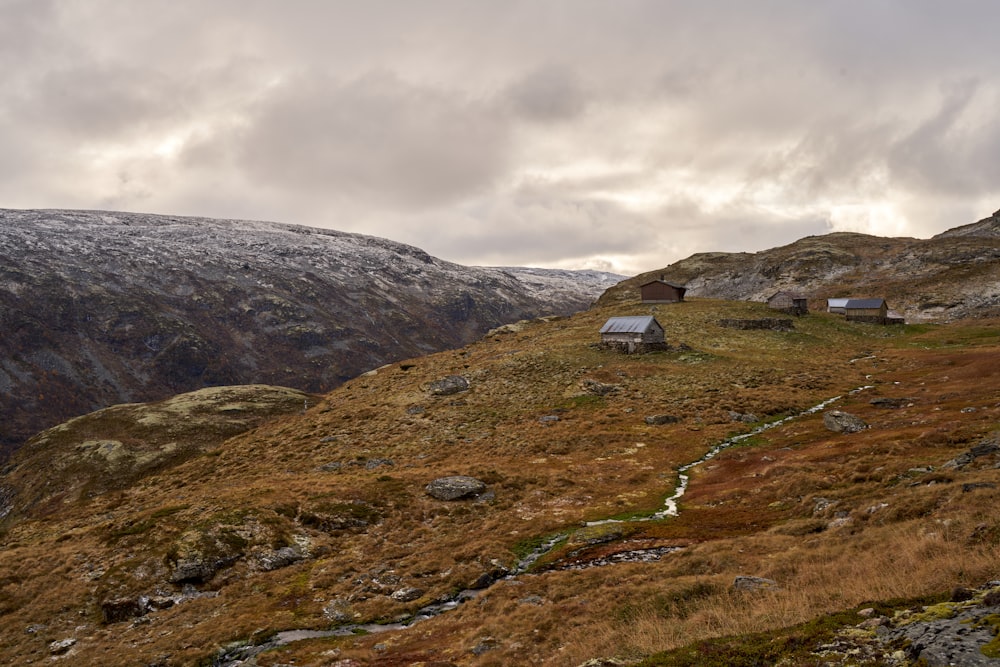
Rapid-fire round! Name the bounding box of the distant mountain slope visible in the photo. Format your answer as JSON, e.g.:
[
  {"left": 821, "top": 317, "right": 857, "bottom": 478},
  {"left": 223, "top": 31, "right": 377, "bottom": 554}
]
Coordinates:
[
  {"left": 0, "top": 209, "right": 621, "bottom": 456},
  {"left": 599, "top": 211, "right": 1000, "bottom": 321},
  {"left": 933, "top": 207, "right": 1000, "bottom": 239}
]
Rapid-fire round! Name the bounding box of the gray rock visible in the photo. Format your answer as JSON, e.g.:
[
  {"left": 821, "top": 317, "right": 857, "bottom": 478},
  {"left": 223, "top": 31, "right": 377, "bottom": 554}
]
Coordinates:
[
  {"left": 49, "top": 638, "right": 77, "bottom": 655},
  {"left": 943, "top": 437, "right": 1000, "bottom": 469},
  {"left": 428, "top": 375, "right": 470, "bottom": 396},
  {"left": 100, "top": 596, "right": 147, "bottom": 624},
  {"left": 645, "top": 414, "right": 680, "bottom": 425},
  {"left": 823, "top": 410, "right": 868, "bottom": 433},
  {"left": 581, "top": 379, "right": 620, "bottom": 395},
  {"left": 539, "top": 415, "right": 560, "bottom": 424},
  {"left": 870, "top": 397, "right": 913, "bottom": 409},
  {"left": 732, "top": 575, "right": 780, "bottom": 591},
  {"left": 389, "top": 586, "right": 425, "bottom": 602},
  {"left": 168, "top": 558, "right": 219, "bottom": 584},
  {"left": 471, "top": 636, "right": 499, "bottom": 655},
  {"left": 255, "top": 546, "right": 306, "bottom": 572},
  {"left": 425, "top": 475, "right": 487, "bottom": 501},
  {"left": 727, "top": 411, "right": 758, "bottom": 423},
  {"left": 890, "top": 608, "right": 999, "bottom": 666}
]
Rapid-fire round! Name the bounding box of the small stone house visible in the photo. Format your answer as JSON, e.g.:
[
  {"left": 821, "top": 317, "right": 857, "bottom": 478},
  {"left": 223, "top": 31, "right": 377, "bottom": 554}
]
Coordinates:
[
  {"left": 767, "top": 291, "right": 808, "bottom": 315},
  {"left": 640, "top": 278, "right": 686, "bottom": 303},
  {"left": 844, "top": 298, "right": 889, "bottom": 324},
  {"left": 599, "top": 315, "right": 666, "bottom": 353}
]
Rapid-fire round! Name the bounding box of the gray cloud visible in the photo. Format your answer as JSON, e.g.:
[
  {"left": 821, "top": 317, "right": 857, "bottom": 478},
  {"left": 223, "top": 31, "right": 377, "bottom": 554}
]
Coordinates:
[{"left": 2, "top": 1, "right": 1000, "bottom": 274}]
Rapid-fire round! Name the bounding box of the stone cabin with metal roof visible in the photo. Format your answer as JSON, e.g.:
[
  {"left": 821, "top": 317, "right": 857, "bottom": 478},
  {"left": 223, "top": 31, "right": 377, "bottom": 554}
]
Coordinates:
[
  {"left": 640, "top": 277, "right": 687, "bottom": 304},
  {"left": 599, "top": 315, "right": 667, "bottom": 353}
]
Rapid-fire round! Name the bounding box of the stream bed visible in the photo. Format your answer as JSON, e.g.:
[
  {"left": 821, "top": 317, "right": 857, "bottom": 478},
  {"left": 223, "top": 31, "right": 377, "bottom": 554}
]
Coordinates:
[{"left": 214, "top": 387, "right": 871, "bottom": 665}]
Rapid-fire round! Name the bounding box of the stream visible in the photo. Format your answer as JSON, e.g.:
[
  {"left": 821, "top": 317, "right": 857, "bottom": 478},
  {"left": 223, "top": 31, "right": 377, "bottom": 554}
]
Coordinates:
[{"left": 214, "top": 387, "right": 871, "bottom": 664}]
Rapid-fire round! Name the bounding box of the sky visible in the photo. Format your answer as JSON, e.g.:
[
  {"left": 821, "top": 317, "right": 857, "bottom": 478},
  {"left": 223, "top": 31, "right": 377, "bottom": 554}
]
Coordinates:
[{"left": 2, "top": 1, "right": 1000, "bottom": 275}]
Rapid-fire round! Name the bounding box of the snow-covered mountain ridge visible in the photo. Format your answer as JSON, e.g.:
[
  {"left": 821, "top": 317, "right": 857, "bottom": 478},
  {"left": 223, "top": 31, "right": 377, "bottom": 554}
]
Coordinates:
[{"left": 0, "top": 208, "right": 622, "bottom": 456}]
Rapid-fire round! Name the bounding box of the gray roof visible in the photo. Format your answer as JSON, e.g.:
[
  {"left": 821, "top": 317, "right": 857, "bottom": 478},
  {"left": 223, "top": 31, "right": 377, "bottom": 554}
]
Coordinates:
[
  {"left": 600, "top": 315, "right": 662, "bottom": 334},
  {"left": 845, "top": 298, "right": 886, "bottom": 309},
  {"left": 827, "top": 298, "right": 850, "bottom": 307}
]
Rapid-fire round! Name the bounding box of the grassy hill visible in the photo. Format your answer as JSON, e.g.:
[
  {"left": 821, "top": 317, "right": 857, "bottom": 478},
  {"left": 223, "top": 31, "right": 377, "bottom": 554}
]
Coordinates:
[{"left": 1, "top": 297, "right": 998, "bottom": 665}]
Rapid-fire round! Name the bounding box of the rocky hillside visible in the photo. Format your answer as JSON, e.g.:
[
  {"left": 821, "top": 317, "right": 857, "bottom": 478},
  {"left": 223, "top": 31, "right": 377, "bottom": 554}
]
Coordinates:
[
  {"left": 1, "top": 293, "right": 998, "bottom": 665},
  {"left": 0, "top": 209, "right": 622, "bottom": 457},
  {"left": 599, "top": 209, "right": 1000, "bottom": 322}
]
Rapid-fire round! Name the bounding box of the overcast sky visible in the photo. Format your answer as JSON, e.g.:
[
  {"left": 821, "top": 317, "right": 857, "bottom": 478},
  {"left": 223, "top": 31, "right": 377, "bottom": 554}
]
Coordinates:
[{"left": 3, "top": 1, "right": 999, "bottom": 274}]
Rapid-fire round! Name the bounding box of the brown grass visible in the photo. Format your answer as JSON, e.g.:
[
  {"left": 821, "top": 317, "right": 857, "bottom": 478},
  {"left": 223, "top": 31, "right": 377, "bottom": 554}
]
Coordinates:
[{"left": 1, "top": 305, "right": 999, "bottom": 665}]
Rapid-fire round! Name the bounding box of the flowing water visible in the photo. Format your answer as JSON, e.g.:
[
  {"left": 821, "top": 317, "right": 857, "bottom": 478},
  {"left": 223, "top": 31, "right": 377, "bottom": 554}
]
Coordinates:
[{"left": 215, "top": 387, "right": 872, "bottom": 664}]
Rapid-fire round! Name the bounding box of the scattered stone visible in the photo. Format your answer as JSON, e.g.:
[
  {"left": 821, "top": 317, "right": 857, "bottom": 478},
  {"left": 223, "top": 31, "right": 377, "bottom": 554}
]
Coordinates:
[
  {"left": 812, "top": 497, "right": 837, "bottom": 515},
  {"left": 49, "top": 638, "right": 77, "bottom": 655},
  {"left": 428, "top": 375, "right": 470, "bottom": 396},
  {"left": 364, "top": 458, "right": 394, "bottom": 470},
  {"left": 255, "top": 546, "right": 306, "bottom": 572},
  {"left": 962, "top": 406, "right": 978, "bottom": 413},
  {"left": 890, "top": 607, "right": 999, "bottom": 666},
  {"left": 470, "top": 564, "right": 510, "bottom": 589},
  {"left": 101, "top": 596, "right": 146, "bottom": 624},
  {"left": 25, "top": 624, "right": 46, "bottom": 634},
  {"left": 319, "top": 461, "right": 342, "bottom": 472},
  {"left": 728, "top": 411, "right": 758, "bottom": 423},
  {"left": 582, "top": 379, "right": 620, "bottom": 395},
  {"left": 519, "top": 595, "right": 545, "bottom": 605},
  {"left": 942, "top": 437, "right": 1000, "bottom": 469},
  {"left": 870, "top": 397, "right": 913, "bottom": 409},
  {"left": 823, "top": 410, "right": 868, "bottom": 433},
  {"left": 389, "top": 587, "right": 425, "bottom": 602},
  {"left": 732, "top": 575, "right": 780, "bottom": 591},
  {"left": 962, "top": 482, "right": 997, "bottom": 493},
  {"left": 323, "top": 599, "right": 352, "bottom": 623},
  {"left": 406, "top": 405, "right": 425, "bottom": 415},
  {"left": 425, "top": 476, "right": 487, "bottom": 501},
  {"left": 718, "top": 318, "right": 794, "bottom": 331},
  {"left": 470, "top": 636, "right": 499, "bottom": 655},
  {"left": 539, "top": 415, "right": 560, "bottom": 424},
  {"left": 645, "top": 414, "right": 680, "bottom": 425}
]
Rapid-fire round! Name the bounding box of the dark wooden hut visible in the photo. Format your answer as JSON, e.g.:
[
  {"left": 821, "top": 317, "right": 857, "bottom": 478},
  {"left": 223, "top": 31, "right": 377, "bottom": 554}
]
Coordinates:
[{"left": 640, "top": 277, "right": 686, "bottom": 303}]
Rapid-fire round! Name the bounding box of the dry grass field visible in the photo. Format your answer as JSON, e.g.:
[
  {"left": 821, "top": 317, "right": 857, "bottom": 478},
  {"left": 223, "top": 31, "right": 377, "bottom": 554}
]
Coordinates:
[{"left": 1, "top": 298, "right": 998, "bottom": 666}]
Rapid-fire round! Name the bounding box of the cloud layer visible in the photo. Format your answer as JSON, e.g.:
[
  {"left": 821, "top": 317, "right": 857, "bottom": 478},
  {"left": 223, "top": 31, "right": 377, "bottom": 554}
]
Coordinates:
[{"left": 3, "top": 0, "right": 999, "bottom": 274}]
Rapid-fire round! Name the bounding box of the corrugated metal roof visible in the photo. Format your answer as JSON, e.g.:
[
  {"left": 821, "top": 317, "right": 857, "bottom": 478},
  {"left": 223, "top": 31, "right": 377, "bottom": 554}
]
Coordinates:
[
  {"left": 827, "top": 298, "right": 850, "bottom": 307},
  {"left": 845, "top": 298, "right": 886, "bottom": 309},
  {"left": 600, "top": 315, "right": 661, "bottom": 334}
]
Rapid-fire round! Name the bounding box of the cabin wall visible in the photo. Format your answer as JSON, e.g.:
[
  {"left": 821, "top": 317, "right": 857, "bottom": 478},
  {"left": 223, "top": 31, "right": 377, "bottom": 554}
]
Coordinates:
[{"left": 641, "top": 284, "right": 684, "bottom": 303}]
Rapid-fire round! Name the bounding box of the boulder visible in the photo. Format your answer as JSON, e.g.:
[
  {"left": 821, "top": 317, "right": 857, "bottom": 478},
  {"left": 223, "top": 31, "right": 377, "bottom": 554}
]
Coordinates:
[
  {"left": 100, "top": 596, "right": 146, "bottom": 624},
  {"left": 645, "top": 414, "right": 680, "bottom": 425},
  {"left": 389, "top": 586, "right": 425, "bottom": 602},
  {"left": 428, "top": 375, "right": 470, "bottom": 396},
  {"left": 581, "top": 379, "right": 620, "bottom": 396},
  {"left": 870, "top": 397, "right": 913, "bottom": 409},
  {"left": 823, "top": 410, "right": 868, "bottom": 433},
  {"left": 732, "top": 575, "right": 780, "bottom": 591},
  {"left": 425, "top": 476, "right": 487, "bottom": 501}
]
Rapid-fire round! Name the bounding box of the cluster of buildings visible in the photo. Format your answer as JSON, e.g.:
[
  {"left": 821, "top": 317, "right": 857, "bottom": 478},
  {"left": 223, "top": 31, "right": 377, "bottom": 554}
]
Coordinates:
[{"left": 598, "top": 279, "right": 904, "bottom": 351}]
